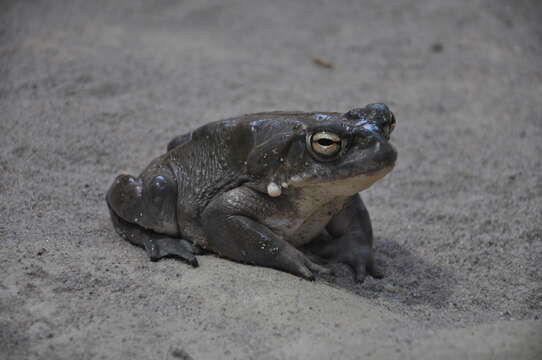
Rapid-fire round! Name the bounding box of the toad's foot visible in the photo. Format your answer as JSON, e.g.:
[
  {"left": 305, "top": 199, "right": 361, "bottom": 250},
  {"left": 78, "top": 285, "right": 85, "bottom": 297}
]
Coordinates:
[
  {"left": 108, "top": 204, "right": 199, "bottom": 267},
  {"left": 305, "top": 233, "right": 383, "bottom": 283},
  {"left": 144, "top": 237, "right": 199, "bottom": 267},
  {"left": 277, "top": 245, "right": 333, "bottom": 280}
]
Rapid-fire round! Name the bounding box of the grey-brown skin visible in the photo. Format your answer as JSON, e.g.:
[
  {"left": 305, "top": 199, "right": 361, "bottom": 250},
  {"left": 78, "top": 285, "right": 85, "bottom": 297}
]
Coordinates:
[{"left": 106, "top": 103, "right": 397, "bottom": 282}]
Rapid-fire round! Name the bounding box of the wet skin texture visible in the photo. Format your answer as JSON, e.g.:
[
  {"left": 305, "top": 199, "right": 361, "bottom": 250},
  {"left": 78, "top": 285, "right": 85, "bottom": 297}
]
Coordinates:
[{"left": 106, "top": 103, "right": 397, "bottom": 282}]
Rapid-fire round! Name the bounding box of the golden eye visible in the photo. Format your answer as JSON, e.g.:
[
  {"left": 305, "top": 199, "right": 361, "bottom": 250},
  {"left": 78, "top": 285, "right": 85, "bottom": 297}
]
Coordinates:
[{"left": 310, "top": 132, "right": 341, "bottom": 157}]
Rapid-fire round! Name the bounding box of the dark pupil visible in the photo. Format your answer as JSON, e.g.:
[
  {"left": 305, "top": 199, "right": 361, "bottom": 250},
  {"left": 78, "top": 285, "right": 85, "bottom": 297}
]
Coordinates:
[{"left": 317, "top": 138, "right": 335, "bottom": 146}]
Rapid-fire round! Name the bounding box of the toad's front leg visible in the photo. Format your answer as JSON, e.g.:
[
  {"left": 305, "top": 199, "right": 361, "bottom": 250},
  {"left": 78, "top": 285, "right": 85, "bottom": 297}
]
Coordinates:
[
  {"left": 306, "top": 194, "right": 383, "bottom": 283},
  {"left": 201, "top": 187, "right": 331, "bottom": 280}
]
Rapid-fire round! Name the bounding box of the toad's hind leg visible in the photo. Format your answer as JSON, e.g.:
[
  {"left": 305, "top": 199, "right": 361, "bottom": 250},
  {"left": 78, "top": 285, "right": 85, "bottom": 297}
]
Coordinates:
[
  {"left": 106, "top": 169, "right": 199, "bottom": 266},
  {"left": 107, "top": 207, "right": 198, "bottom": 266}
]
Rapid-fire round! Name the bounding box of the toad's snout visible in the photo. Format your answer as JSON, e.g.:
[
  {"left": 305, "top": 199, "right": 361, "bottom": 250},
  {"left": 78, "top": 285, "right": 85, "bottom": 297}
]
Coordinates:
[
  {"left": 346, "top": 103, "right": 397, "bottom": 141},
  {"left": 364, "top": 103, "right": 396, "bottom": 140}
]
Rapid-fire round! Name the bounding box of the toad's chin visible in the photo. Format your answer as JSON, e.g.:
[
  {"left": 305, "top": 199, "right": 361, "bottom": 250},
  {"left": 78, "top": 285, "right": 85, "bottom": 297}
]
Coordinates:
[
  {"left": 290, "top": 165, "right": 394, "bottom": 197},
  {"left": 323, "top": 166, "right": 394, "bottom": 196}
]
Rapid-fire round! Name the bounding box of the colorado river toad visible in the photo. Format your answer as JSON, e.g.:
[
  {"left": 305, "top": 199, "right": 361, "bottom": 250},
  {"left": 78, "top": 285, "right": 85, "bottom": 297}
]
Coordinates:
[{"left": 106, "top": 103, "right": 397, "bottom": 282}]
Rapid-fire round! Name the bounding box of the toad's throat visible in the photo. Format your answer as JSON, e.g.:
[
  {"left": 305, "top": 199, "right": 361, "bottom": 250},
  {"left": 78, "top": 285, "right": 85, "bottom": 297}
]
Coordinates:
[{"left": 289, "top": 165, "right": 393, "bottom": 195}]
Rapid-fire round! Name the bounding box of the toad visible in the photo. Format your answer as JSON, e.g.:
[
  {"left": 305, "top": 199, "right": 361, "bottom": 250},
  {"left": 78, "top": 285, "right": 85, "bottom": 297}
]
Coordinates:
[{"left": 106, "top": 103, "right": 397, "bottom": 282}]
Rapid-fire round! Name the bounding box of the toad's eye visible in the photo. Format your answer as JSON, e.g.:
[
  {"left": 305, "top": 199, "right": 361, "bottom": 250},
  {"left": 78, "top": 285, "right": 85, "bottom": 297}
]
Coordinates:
[{"left": 309, "top": 131, "right": 342, "bottom": 159}]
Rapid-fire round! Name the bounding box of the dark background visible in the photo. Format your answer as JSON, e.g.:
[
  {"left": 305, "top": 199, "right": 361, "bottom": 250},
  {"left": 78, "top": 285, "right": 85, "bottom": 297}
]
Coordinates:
[{"left": 1, "top": 0, "right": 541, "bottom": 359}]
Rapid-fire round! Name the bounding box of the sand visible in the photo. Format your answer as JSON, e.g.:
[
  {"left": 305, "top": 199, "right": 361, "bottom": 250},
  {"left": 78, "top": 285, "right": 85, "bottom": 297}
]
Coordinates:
[{"left": 1, "top": 0, "right": 541, "bottom": 359}]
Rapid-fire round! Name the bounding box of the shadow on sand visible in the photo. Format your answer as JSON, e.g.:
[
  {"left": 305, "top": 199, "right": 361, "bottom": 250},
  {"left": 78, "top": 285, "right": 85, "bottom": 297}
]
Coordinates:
[{"left": 319, "top": 239, "right": 456, "bottom": 309}]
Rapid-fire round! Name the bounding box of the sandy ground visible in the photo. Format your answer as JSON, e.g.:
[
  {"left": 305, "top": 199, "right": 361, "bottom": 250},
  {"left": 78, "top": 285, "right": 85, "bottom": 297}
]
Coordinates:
[{"left": 1, "top": 0, "right": 541, "bottom": 359}]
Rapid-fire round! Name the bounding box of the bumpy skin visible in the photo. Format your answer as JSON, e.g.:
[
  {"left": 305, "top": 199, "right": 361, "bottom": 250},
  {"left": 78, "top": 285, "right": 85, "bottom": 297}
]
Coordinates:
[{"left": 106, "top": 103, "right": 397, "bottom": 281}]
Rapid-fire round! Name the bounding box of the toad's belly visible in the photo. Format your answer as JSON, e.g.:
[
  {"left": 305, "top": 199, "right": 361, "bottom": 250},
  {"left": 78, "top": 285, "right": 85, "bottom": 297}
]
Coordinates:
[{"left": 264, "top": 198, "right": 347, "bottom": 247}]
